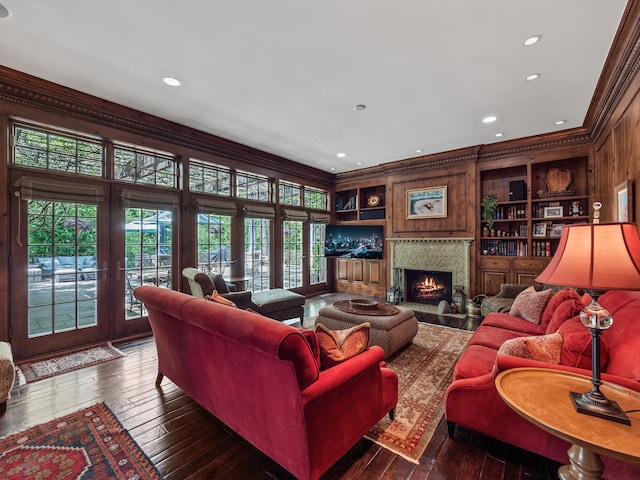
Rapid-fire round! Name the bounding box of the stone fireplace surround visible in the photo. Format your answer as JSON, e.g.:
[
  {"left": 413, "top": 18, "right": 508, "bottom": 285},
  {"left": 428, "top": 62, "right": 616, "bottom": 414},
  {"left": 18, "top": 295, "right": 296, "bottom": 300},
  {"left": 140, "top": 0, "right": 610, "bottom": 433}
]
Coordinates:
[{"left": 387, "top": 238, "right": 473, "bottom": 303}]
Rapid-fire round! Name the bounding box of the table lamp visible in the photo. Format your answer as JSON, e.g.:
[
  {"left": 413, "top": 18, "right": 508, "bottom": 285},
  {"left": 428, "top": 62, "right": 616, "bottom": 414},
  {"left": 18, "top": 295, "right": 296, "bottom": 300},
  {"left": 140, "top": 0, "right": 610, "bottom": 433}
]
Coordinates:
[{"left": 536, "top": 222, "right": 640, "bottom": 425}]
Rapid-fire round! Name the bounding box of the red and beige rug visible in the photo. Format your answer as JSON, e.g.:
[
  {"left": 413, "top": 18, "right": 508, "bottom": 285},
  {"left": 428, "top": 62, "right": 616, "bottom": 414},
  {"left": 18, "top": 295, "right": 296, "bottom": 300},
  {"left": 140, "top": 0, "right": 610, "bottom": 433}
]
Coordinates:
[
  {"left": 365, "top": 323, "right": 473, "bottom": 463},
  {"left": 17, "top": 344, "right": 125, "bottom": 384},
  {"left": 0, "top": 402, "right": 161, "bottom": 479}
]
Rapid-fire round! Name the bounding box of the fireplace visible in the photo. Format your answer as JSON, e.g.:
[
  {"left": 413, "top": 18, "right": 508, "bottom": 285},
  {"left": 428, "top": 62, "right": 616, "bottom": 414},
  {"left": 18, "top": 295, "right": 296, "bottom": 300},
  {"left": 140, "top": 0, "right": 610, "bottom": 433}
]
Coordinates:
[
  {"left": 387, "top": 237, "right": 473, "bottom": 306},
  {"left": 405, "top": 269, "right": 452, "bottom": 305}
]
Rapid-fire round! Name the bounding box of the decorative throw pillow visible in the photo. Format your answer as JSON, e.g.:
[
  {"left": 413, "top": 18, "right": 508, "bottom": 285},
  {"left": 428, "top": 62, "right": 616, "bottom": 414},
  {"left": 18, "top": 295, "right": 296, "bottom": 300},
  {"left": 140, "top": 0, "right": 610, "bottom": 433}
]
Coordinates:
[
  {"left": 315, "top": 323, "right": 370, "bottom": 370},
  {"left": 545, "top": 297, "right": 585, "bottom": 335},
  {"left": 558, "top": 317, "right": 609, "bottom": 369},
  {"left": 497, "top": 332, "right": 563, "bottom": 364},
  {"left": 509, "top": 286, "right": 553, "bottom": 324},
  {"left": 540, "top": 288, "right": 580, "bottom": 327},
  {"left": 205, "top": 290, "right": 237, "bottom": 308}
]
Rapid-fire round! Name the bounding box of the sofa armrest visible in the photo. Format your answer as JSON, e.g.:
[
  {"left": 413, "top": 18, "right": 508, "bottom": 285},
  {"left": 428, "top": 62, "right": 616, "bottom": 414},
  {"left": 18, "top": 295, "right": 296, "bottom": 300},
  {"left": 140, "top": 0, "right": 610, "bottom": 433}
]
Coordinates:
[
  {"left": 300, "top": 346, "right": 397, "bottom": 479},
  {"left": 221, "top": 291, "right": 257, "bottom": 310},
  {"left": 301, "top": 347, "right": 386, "bottom": 400}
]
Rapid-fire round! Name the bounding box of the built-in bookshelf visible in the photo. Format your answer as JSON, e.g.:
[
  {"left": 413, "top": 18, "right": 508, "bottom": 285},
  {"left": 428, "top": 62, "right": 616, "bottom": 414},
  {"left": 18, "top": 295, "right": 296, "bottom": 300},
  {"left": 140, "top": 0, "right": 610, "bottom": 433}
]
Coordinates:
[{"left": 478, "top": 156, "right": 590, "bottom": 294}]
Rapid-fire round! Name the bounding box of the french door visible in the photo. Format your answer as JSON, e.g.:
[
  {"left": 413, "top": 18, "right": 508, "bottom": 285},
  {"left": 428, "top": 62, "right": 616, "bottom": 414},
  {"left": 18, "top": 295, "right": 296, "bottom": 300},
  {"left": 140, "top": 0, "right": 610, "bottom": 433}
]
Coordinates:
[
  {"left": 10, "top": 174, "right": 110, "bottom": 359},
  {"left": 111, "top": 186, "right": 179, "bottom": 338}
]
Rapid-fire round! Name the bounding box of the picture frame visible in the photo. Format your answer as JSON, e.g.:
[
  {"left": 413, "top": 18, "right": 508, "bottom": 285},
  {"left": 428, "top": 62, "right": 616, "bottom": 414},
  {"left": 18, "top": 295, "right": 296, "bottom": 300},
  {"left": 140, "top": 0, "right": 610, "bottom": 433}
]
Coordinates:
[
  {"left": 550, "top": 223, "right": 564, "bottom": 237},
  {"left": 406, "top": 186, "right": 447, "bottom": 219},
  {"left": 615, "top": 180, "right": 633, "bottom": 222},
  {"left": 543, "top": 206, "right": 563, "bottom": 218},
  {"left": 533, "top": 222, "right": 547, "bottom": 237}
]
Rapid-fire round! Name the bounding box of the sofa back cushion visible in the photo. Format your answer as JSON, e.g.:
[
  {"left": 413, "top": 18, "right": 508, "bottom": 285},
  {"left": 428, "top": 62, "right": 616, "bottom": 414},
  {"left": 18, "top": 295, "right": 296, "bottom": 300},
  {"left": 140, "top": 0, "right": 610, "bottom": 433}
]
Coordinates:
[
  {"left": 297, "top": 328, "right": 321, "bottom": 368},
  {"left": 599, "top": 290, "right": 640, "bottom": 381}
]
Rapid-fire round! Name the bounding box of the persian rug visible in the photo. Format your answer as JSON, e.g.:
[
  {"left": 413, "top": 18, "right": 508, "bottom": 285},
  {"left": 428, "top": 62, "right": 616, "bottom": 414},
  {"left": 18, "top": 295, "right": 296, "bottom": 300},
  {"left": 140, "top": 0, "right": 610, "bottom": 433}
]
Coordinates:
[
  {"left": 365, "top": 323, "right": 473, "bottom": 463},
  {"left": 17, "top": 344, "right": 125, "bottom": 384},
  {"left": 0, "top": 402, "right": 161, "bottom": 479}
]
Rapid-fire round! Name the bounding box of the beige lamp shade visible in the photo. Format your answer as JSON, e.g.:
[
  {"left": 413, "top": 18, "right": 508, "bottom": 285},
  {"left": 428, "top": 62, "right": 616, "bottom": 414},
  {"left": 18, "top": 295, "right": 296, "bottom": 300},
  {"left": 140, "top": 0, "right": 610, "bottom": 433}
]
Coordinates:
[{"left": 536, "top": 223, "right": 640, "bottom": 291}]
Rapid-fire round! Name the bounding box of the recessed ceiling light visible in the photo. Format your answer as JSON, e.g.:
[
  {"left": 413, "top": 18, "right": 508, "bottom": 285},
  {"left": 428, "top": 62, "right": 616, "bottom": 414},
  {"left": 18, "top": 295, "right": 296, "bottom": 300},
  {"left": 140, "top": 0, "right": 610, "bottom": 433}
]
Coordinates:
[
  {"left": 0, "top": 4, "right": 11, "bottom": 19},
  {"left": 495, "top": 133, "right": 504, "bottom": 137},
  {"left": 523, "top": 35, "right": 542, "bottom": 47},
  {"left": 555, "top": 120, "right": 566, "bottom": 125},
  {"left": 163, "top": 76, "right": 181, "bottom": 87},
  {"left": 483, "top": 116, "right": 497, "bottom": 124},
  {"left": 353, "top": 104, "right": 366, "bottom": 111},
  {"left": 356, "top": 162, "right": 363, "bottom": 165},
  {"left": 525, "top": 73, "right": 541, "bottom": 81},
  {"left": 336, "top": 152, "right": 346, "bottom": 158},
  {"left": 330, "top": 167, "right": 336, "bottom": 171},
  {"left": 415, "top": 149, "right": 423, "bottom": 153}
]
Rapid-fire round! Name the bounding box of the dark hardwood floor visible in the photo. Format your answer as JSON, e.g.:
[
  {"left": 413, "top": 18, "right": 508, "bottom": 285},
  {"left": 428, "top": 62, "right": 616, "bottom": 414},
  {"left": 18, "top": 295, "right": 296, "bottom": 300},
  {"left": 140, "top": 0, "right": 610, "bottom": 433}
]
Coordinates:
[{"left": 4, "top": 293, "right": 562, "bottom": 479}]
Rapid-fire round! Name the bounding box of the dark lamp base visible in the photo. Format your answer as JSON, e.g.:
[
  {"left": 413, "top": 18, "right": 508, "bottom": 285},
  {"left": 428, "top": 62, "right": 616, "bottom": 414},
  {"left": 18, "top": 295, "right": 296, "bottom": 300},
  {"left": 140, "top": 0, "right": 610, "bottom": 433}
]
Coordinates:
[{"left": 570, "top": 391, "right": 631, "bottom": 425}]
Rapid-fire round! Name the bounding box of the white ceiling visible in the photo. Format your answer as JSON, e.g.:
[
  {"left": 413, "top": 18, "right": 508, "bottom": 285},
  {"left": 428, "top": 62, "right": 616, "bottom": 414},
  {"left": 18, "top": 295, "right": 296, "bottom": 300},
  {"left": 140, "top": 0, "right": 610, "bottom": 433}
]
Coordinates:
[{"left": 0, "top": 1, "right": 628, "bottom": 173}]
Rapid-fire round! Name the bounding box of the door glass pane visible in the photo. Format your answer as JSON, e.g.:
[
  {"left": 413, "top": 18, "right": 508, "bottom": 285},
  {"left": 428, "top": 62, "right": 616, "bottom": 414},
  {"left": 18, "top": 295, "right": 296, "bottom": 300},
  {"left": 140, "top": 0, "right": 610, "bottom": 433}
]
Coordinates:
[
  {"left": 283, "top": 220, "right": 303, "bottom": 289},
  {"left": 196, "top": 213, "right": 231, "bottom": 276},
  {"left": 310, "top": 223, "right": 327, "bottom": 285},
  {"left": 245, "top": 218, "right": 270, "bottom": 292},
  {"left": 124, "top": 209, "right": 173, "bottom": 318},
  {"left": 27, "top": 201, "right": 98, "bottom": 337}
]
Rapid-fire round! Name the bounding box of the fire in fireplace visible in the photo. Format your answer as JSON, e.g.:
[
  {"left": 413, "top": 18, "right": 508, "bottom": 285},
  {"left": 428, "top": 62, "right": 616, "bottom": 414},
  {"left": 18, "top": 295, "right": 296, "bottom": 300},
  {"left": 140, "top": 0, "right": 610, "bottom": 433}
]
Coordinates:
[{"left": 405, "top": 269, "right": 452, "bottom": 305}]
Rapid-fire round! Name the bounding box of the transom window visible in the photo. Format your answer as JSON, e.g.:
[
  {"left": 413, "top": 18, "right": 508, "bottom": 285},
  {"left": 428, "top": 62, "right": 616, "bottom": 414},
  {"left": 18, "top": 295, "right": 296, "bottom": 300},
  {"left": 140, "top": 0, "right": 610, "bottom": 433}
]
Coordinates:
[
  {"left": 237, "top": 170, "right": 270, "bottom": 201},
  {"left": 304, "top": 186, "right": 328, "bottom": 210},
  {"left": 279, "top": 181, "right": 301, "bottom": 206},
  {"left": 189, "top": 160, "right": 231, "bottom": 196},
  {"left": 12, "top": 123, "right": 103, "bottom": 176},
  {"left": 114, "top": 146, "right": 177, "bottom": 187}
]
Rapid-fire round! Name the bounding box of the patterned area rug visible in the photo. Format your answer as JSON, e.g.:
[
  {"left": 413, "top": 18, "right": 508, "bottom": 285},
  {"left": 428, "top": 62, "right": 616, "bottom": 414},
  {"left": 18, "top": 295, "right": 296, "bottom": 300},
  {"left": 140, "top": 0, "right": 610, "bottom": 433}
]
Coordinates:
[
  {"left": 365, "top": 323, "right": 473, "bottom": 463},
  {"left": 0, "top": 402, "right": 161, "bottom": 479},
  {"left": 17, "top": 344, "right": 125, "bottom": 384}
]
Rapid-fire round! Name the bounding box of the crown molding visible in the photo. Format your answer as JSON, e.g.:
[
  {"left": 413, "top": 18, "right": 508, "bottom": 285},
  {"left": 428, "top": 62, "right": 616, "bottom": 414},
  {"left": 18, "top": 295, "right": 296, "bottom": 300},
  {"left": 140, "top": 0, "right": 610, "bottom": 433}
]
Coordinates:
[
  {"left": 585, "top": 0, "right": 640, "bottom": 141},
  {"left": 0, "top": 66, "right": 334, "bottom": 187}
]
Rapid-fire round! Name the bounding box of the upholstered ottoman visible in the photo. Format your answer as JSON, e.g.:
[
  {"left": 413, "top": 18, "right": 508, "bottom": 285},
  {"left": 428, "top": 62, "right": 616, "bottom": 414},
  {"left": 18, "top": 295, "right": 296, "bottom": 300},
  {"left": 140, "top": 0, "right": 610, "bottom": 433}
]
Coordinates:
[
  {"left": 0, "top": 342, "right": 15, "bottom": 414},
  {"left": 251, "top": 289, "right": 305, "bottom": 322},
  {"left": 313, "top": 302, "right": 418, "bottom": 357}
]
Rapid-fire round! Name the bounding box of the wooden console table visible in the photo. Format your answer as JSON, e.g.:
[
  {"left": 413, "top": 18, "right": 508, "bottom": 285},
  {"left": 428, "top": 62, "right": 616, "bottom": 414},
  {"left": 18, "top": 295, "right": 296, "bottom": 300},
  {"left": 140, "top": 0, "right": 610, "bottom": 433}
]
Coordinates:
[{"left": 496, "top": 368, "right": 640, "bottom": 480}]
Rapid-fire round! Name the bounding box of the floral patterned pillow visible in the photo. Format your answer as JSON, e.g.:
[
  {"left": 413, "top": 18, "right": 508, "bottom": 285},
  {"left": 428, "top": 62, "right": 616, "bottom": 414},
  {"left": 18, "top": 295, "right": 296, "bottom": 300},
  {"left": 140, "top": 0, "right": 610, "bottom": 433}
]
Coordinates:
[
  {"left": 509, "top": 286, "right": 553, "bottom": 324},
  {"left": 497, "top": 332, "right": 563, "bottom": 364}
]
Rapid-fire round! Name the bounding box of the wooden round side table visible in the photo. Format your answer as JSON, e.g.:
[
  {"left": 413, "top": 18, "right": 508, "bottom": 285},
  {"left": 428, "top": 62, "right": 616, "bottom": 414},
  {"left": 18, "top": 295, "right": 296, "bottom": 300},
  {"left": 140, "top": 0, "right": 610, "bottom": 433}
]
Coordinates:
[{"left": 496, "top": 367, "right": 640, "bottom": 480}]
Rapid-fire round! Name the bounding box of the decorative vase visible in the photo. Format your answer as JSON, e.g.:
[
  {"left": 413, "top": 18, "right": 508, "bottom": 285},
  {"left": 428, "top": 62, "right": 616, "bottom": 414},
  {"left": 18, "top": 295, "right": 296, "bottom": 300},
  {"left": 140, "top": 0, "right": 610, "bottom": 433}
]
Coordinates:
[
  {"left": 452, "top": 285, "right": 466, "bottom": 314},
  {"left": 482, "top": 225, "right": 489, "bottom": 237}
]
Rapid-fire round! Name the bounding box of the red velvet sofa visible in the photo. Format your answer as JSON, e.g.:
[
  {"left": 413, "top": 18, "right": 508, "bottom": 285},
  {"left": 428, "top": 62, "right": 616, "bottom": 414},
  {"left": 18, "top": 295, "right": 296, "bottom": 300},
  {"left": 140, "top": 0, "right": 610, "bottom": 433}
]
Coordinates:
[
  {"left": 445, "top": 289, "right": 640, "bottom": 479},
  {"left": 134, "top": 286, "right": 398, "bottom": 480}
]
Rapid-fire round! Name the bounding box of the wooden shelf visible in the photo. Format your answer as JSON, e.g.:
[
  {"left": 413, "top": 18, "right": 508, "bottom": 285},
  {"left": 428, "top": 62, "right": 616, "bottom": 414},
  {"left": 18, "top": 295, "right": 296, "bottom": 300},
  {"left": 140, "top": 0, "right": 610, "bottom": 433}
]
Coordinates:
[{"left": 478, "top": 155, "right": 590, "bottom": 295}]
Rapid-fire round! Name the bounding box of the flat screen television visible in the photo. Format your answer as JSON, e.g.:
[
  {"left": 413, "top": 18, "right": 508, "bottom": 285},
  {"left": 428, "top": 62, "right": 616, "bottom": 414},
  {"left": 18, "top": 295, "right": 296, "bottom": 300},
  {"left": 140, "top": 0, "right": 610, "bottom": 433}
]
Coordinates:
[{"left": 325, "top": 224, "right": 383, "bottom": 259}]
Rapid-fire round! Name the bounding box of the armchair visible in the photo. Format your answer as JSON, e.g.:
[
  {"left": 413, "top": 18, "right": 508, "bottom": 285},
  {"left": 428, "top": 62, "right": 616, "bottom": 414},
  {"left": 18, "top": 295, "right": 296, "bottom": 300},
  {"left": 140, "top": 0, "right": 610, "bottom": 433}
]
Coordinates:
[
  {"left": 182, "top": 267, "right": 306, "bottom": 322},
  {"left": 182, "top": 267, "right": 256, "bottom": 310},
  {"left": 480, "top": 283, "right": 530, "bottom": 316}
]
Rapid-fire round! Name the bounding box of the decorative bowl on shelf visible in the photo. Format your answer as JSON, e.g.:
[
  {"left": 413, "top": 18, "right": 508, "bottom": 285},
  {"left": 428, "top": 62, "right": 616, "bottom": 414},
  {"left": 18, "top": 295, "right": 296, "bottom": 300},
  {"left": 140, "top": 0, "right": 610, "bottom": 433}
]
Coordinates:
[{"left": 349, "top": 299, "right": 378, "bottom": 310}]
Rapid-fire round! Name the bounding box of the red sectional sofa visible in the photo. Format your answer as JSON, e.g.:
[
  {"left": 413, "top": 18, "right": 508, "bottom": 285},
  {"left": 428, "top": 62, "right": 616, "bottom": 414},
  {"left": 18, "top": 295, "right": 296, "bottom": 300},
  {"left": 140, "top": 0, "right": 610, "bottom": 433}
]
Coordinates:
[
  {"left": 133, "top": 286, "right": 398, "bottom": 480},
  {"left": 445, "top": 289, "right": 640, "bottom": 479}
]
